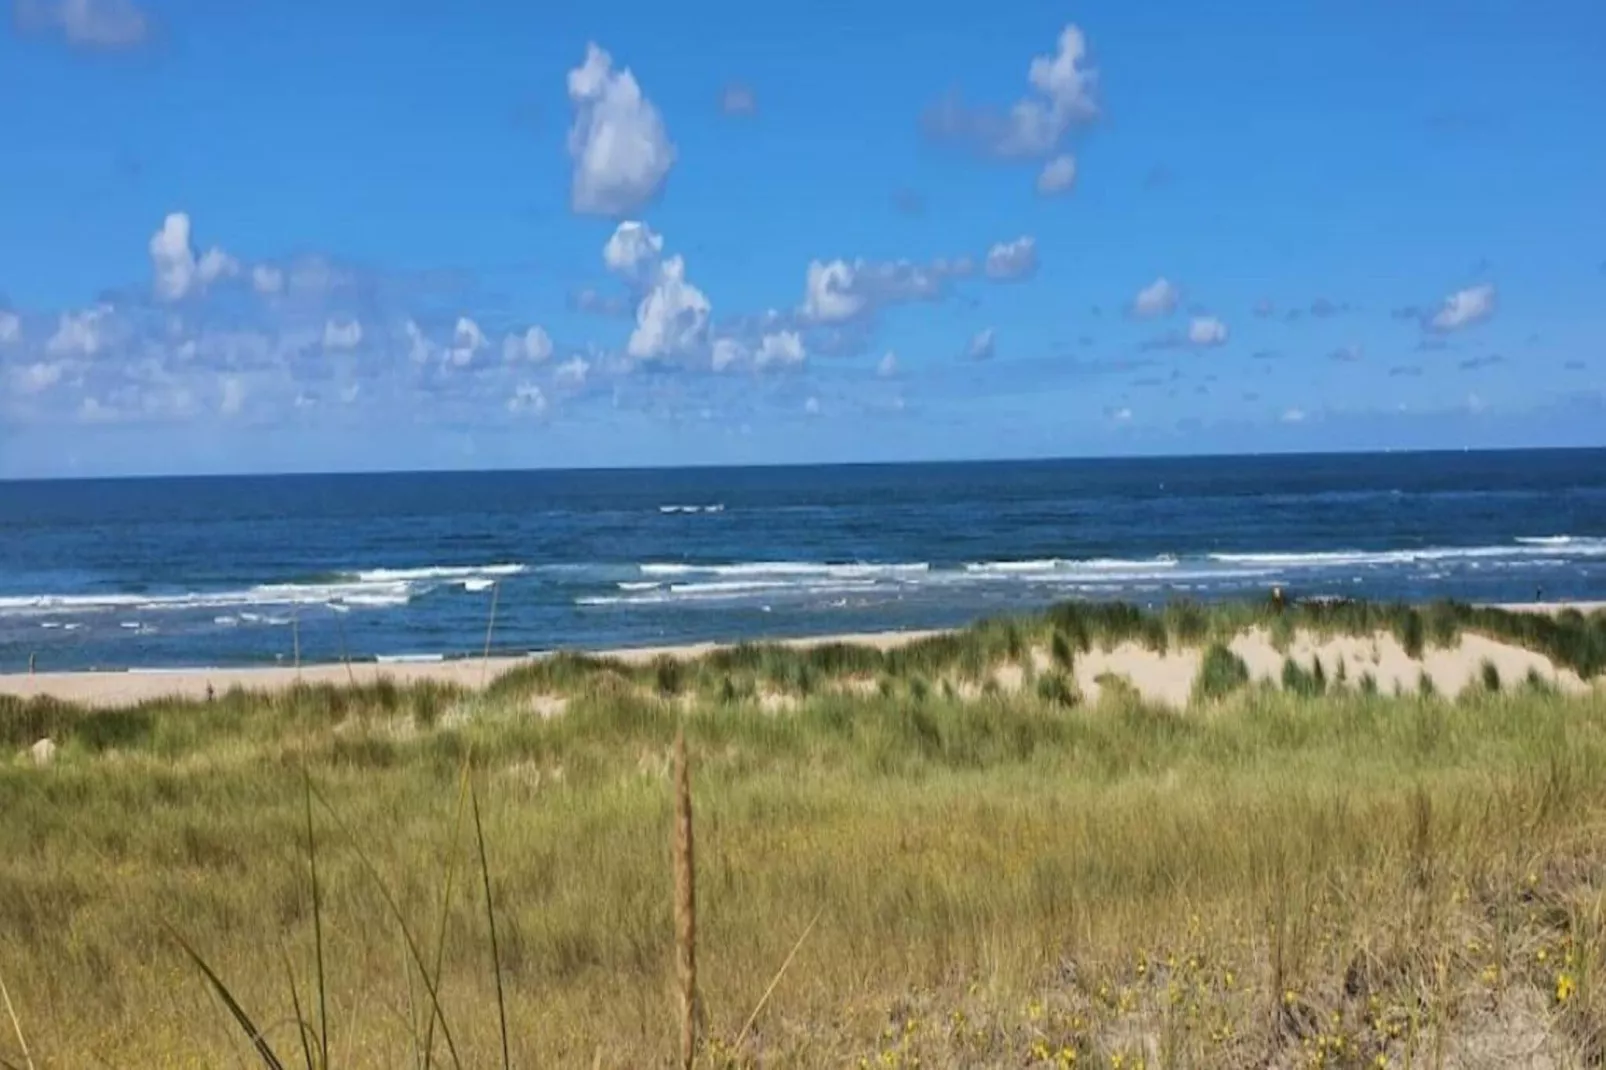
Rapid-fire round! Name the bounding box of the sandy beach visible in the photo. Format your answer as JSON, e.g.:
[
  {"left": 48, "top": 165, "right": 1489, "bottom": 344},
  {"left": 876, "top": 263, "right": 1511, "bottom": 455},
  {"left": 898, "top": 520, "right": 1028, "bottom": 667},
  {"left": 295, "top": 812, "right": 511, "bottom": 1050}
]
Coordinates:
[
  {"left": 4, "top": 603, "right": 1602, "bottom": 710},
  {"left": 0, "top": 630, "right": 944, "bottom": 708}
]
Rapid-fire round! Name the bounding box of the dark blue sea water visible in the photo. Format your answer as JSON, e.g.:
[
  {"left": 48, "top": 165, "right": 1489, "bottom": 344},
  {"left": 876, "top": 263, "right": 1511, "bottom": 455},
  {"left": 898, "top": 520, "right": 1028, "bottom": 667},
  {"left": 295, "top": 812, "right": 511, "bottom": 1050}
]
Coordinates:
[{"left": 2, "top": 449, "right": 1604, "bottom": 672}]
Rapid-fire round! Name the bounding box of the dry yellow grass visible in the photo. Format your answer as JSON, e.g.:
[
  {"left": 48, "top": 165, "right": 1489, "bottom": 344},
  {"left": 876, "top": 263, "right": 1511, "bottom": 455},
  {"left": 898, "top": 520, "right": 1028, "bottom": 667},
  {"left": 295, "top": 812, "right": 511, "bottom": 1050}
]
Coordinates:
[{"left": 2, "top": 603, "right": 1606, "bottom": 1067}]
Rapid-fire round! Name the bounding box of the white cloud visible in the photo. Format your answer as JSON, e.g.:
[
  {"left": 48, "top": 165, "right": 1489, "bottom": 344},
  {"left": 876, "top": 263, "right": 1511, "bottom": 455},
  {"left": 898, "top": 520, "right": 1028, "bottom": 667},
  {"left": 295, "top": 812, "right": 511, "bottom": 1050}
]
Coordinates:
[
  {"left": 926, "top": 24, "right": 1097, "bottom": 159},
  {"left": 148, "top": 212, "right": 236, "bottom": 302},
  {"left": 1110, "top": 407, "right": 1132, "bottom": 423},
  {"left": 720, "top": 83, "right": 757, "bottom": 117},
  {"left": 603, "top": 220, "right": 665, "bottom": 279},
  {"left": 219, "top": 376, "right": 245, "bottom": 417},
  {"left": 149, "top": 214, "right": 196, "bottom": 302},
  {"left": 877, "top": 351, "right": 898, "bottom": 378},
  {"left": 628, "top": 255, "right": 711, "bottom": 359},
  {"left": 711, "top": 338, "right": 744, "bottom": 372},
  {"left": 1430, "top": 283, "right": 1496, "bottom": 332},
  {"left": 801, "top": 259, "right": 865, "bottom": 324},
  {"left": 966, "top": 327, "right": 996, "bottom": 361},
  {"left": 15, "top": 0, "right": 149, "bottom": 50},
  {"left": 403, "top": 319, "right": 433, "bottom": 364},
  {"left": 567, "top": 43, "right": 676, "bottom": 216},
  {"left": 555, "top": 356, "right": 590, "bottom": 386},
  {"left": 251, "top": 265, "right": 285, "bottom": 295},
  {"left": 755, "top": 330, "right": 805, "bottom": 369},
  {"left": 984, "top": 236, "right": 1039, "bottom": 281},
  {"left": 803, "top": 396, "right": 821, "bottom": 416},
  {"left": 800, "top": 256, "right": 958, "bottom": 324},
  {"left": 1037, "top": 154, "right": 1078, "bottom": 195},
  {"left": 1187, "top": 316, "right": 1228, "bottom": 347},
  {"left": 508, "top": 383, "right": 548, "bottom": 417},
  {"left": 0, "top": 311, "right": 19, "bottom": 345},
  {"left": 15, "top": 362, "right": 63, "bottom": 393},
  {"left": 503, "top": 326, "right": 553, "bottom": 364},
  {"left": 1132, "top": 277, "right": 1179, "bottom": 318},
  {"left": 323, "top": 318, "right": 363, "bottom": 350},
  {"left": 340, "top": 383, "right": 361, "bottom": 405},
  {"left": 1281, "top": 407, "right": 1307, "bottom": 424},
  {"left": 197, "top": 247, "right": 239, "bottom": 287},
  {"left": 46, "top": 307, "right": 109, "bottom": 356},
  {"left": 447, "top": 316, "right": 487, "bottom": 367}
]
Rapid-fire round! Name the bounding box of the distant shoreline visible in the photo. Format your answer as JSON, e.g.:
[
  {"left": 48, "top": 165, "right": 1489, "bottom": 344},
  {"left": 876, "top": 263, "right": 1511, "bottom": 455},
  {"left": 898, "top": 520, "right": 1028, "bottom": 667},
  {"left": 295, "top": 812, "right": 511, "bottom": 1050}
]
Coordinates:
[{"left": 4, "top": 601, "right": 1603, "bottom": 709}]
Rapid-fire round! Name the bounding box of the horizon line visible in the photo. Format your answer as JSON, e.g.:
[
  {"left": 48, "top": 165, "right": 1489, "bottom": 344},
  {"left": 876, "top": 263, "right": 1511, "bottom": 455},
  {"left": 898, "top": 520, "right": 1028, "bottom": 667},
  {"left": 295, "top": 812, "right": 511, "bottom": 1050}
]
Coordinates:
[{"left": 3, "top": 442, "right": 1603, "bottom": 485}]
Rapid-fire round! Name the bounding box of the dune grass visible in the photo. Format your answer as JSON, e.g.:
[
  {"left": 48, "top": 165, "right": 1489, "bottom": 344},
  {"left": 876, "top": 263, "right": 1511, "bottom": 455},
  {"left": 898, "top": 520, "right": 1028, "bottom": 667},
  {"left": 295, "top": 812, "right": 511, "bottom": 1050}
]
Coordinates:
[{"left": 2, "top": 600, "right": 1606, "bottom": 1067}]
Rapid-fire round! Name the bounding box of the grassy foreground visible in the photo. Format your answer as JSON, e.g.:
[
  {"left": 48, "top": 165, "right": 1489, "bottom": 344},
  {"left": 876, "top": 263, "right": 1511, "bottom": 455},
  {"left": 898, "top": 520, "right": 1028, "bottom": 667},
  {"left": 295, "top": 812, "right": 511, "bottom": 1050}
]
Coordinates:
[{"left": 3, "top": 600, "right": 1606, "bottom": 1068}]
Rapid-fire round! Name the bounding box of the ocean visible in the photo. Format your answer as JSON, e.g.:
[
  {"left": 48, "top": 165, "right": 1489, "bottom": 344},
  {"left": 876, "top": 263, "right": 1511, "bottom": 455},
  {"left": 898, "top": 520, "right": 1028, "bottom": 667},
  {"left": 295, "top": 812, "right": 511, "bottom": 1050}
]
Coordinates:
[{"left": 2, "top": 449, "right": 1604, "bottom": 672}]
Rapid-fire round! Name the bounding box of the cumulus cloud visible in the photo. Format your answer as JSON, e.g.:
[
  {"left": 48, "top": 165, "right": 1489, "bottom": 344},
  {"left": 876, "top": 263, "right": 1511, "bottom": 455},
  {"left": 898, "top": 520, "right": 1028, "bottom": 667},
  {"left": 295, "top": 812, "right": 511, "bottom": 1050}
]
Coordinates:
[
  {"left": 800, "top": 256, "right": 966, "bottom": 324},
  {"left": 508, "top": 383, "right": 548, "bottom": 416},
  {"left": 628, "top": 255, "right": 711, "bottom": 360},
  {"left": 322, "top": 318, "right": 362, "bottom": 350},
  {"left": 503, "top": 326, "right": 553, "bottom": 364},
  {"left": 149, "top": 213, "right": 237, "bottom": 302},
  {"left": 15, "top": 362, "right": 64, "bottom": 393},
  {"left": 1187, "top": 316, "right": 1228, "bottom": 347},
  {"left": 1429, "top": 283, "right": 1496, "bottom": 332},
  {"left": 984, "top": 236, "right": 1039, "bottom": 281},
  {"left": 802, "top": 260, "right": 868, "bottom": 324},
  {"left": 924, "top": 24, "right": 1097, "bottom": 160},
  {"left": 707, "top": 338, "right": 742, "bottom": 372},
  {"left": 13, "top": 0, "right": 149, "bottom": 50},
  {"left": 603, "top": 220, "right": 665, "bottom": 279},
  {"left": 719, "top": 83, "right": 757, "bottom": 117},
  {"left": 555, "top": 356, "right": 590, "bottom": 387},
  {"left": 0, "top": 311, "right": 19, "bottom": 345},
  {"left": 754, "top": 330, "right": 805, "bottom": 369},
  {"left": 566, "top": 43, "right": 676, "bottom": 216},
  {"left": 877, "top": 351, "right": 898, "bottom": 378},
  {"left": 446, "top": 317, "right": 487, "bottom": 367},
  {"left": 1036, "top": 154, "right": 1077, "bottom": 195},
  {"left": 251, "top": 265, "right": 285, "bottom": 296},
  {"left": 966, "top": 327, "right": 996, "bottom": 361},
  {"left": 1132, "top": 277, "right": 1179, "bottom": 319},
  {"left": 46, "top": 307, "right": 110, "bottom": 356}
]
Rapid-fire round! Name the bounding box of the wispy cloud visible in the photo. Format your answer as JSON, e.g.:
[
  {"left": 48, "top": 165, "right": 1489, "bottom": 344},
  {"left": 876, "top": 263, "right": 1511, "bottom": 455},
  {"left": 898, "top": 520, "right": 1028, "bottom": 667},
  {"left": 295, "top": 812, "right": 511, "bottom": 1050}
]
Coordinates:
[{"left": 13, "top": 0, "right": 150, "bottom": 50}]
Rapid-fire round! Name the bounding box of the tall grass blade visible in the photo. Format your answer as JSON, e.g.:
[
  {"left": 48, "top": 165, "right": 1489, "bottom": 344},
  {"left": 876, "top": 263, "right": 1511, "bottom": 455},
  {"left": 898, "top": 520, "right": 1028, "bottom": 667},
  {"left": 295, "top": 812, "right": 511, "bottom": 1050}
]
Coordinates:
[
  {"left": 0, "top": 965, "right": 35, "bottom": 1070},
  {"left": 470, "top": 780, "right": 511, "bottom": 1070},
  {"left": 277, "top": 939, "right": 316, "bottom": 1070},
  {"left": 307, "top": 785, "right": 464, "bottom": 1070},
  {"left": 673, "top": 728, "right": 698, "bottom": 1070},
  {"left": 303, "top": 772, "right": 329, "bottom": 1070},
  {"left": 735, "top": 907, "right": 824, "bottom": 1050},
  {"left": 166, "top": 924, "right": 289, "bottom": 1070},
  {"left": 420, "top": 764, "right": 471, "bottom": 1069}
]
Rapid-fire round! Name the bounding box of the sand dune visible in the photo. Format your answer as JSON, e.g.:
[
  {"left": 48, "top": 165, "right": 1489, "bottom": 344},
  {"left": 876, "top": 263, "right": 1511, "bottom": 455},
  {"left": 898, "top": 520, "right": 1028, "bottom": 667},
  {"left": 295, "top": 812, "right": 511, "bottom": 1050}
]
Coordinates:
[{"left": 2, "top": 605, "right": 1601, "bottom": 710}]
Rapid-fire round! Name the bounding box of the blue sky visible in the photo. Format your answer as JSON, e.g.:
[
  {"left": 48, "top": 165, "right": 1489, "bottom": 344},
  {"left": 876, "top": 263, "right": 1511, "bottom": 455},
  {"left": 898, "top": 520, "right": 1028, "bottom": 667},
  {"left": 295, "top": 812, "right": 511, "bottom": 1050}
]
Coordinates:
[{"left": 1, "top": 0, "right": 1603, "bottom": 477}]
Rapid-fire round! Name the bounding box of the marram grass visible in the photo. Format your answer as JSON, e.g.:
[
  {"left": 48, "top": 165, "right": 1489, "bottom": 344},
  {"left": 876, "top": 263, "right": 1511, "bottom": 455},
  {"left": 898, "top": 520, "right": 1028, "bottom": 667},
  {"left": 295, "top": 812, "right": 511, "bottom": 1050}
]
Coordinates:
[{"left": 1, "top": 598, "right": 1605, "bottom": 1067}]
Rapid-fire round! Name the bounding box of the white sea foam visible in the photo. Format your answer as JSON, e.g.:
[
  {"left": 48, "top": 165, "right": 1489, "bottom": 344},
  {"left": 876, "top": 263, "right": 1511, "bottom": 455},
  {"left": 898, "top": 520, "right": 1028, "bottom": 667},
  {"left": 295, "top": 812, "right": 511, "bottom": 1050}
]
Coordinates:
[
  {"left": 638, "top": 561, "right": 929, "bottom": 579},
  {"left": 0, "top": 562, "right": 523, "bottom": 619},
  {"left": 658, "top": 504, "right": 725, "bottom": 514}
]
